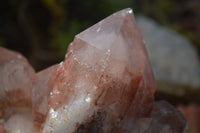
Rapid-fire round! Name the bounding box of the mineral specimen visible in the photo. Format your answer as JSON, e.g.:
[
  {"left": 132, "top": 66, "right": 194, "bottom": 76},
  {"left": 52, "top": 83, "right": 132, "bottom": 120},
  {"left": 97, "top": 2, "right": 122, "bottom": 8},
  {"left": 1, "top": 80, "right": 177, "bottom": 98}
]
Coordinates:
[{"left": 0, "top": 47, "right": 35, "bottom": 109}]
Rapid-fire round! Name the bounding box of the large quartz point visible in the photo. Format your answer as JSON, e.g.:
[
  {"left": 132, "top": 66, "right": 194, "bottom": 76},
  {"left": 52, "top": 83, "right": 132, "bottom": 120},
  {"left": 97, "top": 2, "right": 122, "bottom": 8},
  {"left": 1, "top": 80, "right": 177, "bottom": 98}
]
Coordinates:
[
  {"left": 43, "top": 8, "right": 156, "bottom": 133},
  {"left": 32, "top": 64, "right": 58, "bottom": 128},
  {"left": 0, "top": 47, "right": 35, "bottom": 110}
]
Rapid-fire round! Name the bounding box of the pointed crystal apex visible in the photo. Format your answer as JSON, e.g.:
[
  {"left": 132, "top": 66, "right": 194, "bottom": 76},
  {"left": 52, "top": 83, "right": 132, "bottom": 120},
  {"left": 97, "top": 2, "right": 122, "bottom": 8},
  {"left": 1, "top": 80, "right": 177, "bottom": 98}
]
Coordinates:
[
  {"left": 73, "top": 8, "right": 145, "bottom": 75},
  {"left": 76, "top": 8, "right": 135, "bottom": 52}
]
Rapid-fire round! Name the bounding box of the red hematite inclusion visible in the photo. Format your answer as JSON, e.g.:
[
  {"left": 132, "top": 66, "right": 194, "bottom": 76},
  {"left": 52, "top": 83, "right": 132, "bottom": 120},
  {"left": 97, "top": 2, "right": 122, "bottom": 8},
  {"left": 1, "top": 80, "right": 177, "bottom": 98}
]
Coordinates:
[{"left": 0, "top": 8, "right": 187, "bottom": 133}]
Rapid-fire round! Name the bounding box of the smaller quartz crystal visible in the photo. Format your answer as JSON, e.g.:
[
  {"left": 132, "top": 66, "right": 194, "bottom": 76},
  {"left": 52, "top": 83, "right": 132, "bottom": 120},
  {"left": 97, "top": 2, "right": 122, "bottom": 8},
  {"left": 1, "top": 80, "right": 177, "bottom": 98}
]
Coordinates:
[
  {"left": 0, "top": 47, "right": 35, "bottom": 110},
  {"left": 32, "top": 64, "right": 58, "bottom": 128}
]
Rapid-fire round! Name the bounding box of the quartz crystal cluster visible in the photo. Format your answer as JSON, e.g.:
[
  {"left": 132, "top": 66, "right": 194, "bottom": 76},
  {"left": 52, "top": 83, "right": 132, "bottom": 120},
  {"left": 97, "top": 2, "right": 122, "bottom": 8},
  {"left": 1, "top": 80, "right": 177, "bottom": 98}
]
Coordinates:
[{"left": 0, "top": 8, "right": 187, "bottom": 133}]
